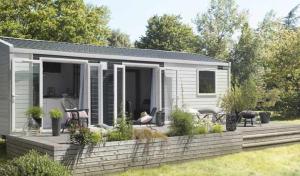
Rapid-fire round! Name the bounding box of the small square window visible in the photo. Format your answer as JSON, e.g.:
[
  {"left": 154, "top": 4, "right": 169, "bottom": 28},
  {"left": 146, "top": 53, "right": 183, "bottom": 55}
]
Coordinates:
[{"left": 198, "top": 71, "right": 215, "bottom": 94}]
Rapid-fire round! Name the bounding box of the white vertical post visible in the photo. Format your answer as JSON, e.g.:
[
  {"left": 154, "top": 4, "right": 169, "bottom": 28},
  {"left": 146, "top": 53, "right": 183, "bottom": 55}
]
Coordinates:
[
  {"left": 98, "top": 63, "right": 103, "bottom": 125},
  {"left": 122, "top": 65, "right": 126, "bottom": 120},
  {"left": 11, "top": 59, "right": 15, "bottom": 132},
  {"left": 87, "top": 63, "right": 91, "bottom": 126},
  {"left": 113, "top": 65, "right": 118, "bottom": 126},
  {"left": 39, "top": 61, "right": 43, "bottom": 129}
]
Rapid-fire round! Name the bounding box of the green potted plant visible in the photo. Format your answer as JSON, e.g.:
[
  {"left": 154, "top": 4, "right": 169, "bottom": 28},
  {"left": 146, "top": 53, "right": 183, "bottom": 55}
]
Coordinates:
[
  {"left": 49, "top": 108, "right": 63, "bottom": 136},
  {"left": 220, "top": 80, "right": 258, "bottom": 131},
  {"left": 26, "top": 106, "right": 43, "bottom": 130}
]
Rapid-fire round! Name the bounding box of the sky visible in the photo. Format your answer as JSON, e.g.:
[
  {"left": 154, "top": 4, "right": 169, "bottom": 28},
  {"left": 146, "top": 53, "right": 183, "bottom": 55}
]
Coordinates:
[{"left": 85, "top": 0, "right": 300, "bottom": 42}]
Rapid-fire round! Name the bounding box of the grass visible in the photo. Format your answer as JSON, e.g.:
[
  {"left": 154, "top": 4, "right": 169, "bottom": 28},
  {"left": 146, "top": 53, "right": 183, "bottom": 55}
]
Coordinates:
[{"left": 113, "top": 143, "right": 300, "bottom": 176}]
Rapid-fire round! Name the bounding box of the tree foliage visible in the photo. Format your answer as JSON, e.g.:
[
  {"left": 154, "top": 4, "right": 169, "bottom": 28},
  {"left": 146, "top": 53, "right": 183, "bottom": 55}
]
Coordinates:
[
  {"left": 194, "top": 0, "right": 246, "bottom": 60},
  {"left": 284, "top": 3, "right": 300, "bottom": 29},
  {"left": 230, "top": 23, "right": 257, "bottom": 86},
  {"left": 108, "top": 29, "right": 131, "bottom": 47},
  {"left": 135, "top": 14, "right": 197, "bottom": 52},
  {"left": 0, "top": 0, "right": 111, "bottom": 45}
]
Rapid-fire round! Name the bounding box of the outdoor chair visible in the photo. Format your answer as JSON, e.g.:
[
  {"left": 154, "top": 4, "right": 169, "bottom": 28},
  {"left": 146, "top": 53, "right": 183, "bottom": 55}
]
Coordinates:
[
  {"left": 61, "top": 99, "right": 89, "bottom": 133},
  {"left": 135, "top": 107, "right": 157, "bottom": 128},
  {"left": 198, "top": 107, "right": 226, "bottom": 124}
]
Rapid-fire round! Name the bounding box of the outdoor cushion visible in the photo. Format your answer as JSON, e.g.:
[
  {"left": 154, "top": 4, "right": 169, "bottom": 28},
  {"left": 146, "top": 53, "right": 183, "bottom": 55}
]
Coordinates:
[
  {"left": 139, "top": 115, "right": 152, "bottom": 123},
  {"left": 78, "top": 110, "right": 88, "bottom": 118}
]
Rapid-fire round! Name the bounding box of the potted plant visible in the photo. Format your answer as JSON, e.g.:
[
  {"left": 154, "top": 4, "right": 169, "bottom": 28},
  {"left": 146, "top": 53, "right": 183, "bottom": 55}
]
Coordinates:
[
  {"left": 26, "top": 106, "right": 43, "bottom": 130},
  {"left": 49, "top": 108, "right": 63, "bottom": 136},
  {"left": 220, "top": 80, "right": 258, "bottom": 131},
  {"left": 259, "top": 111, "right": 271, "bottom": 123}
]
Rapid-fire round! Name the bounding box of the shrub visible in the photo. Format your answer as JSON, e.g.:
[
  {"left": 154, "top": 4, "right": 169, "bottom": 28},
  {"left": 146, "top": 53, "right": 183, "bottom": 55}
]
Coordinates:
[
  {"left": 70, "top": 127, "right": 102, "bottom": 145},
  {"left": 275, "top": 91, "right": 300, "bottom": 117},
  {"left": 195, "top": 125, "right": 208, "bottom": 134},
  {"left": 133, "top": 128, "right": 168, "bottom": 141},
  {"left": 25, "top": 106, "right": 43, "bottom": 119},
  {"left": 0, "top": 150, "right": 70, "bottom": 176},
  {"left": 211, "top": 124, "right": 223, "bottom": 133},
  {"left": 220, "top": 79, "right": 258, "bottom": 117},
  {"left": 106, "top": 118, "right": 133, "bottom": 141},
  {"left": 49, "top": 108, "right": 63, "bottom": 119},
  {"left": 107, "top": 130, "right": 121, "bottom": 141},
  {"left": 169, "top": 109, "right": 194, "bottom": 136}
]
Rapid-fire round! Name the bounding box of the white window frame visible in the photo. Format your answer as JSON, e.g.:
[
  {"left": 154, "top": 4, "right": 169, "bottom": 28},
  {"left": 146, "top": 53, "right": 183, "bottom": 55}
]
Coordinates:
[
  {"left": 196, "top": 69, "right": 217, "bottom": 96},
  {"left": 113, "top": 64, "right": 126, "bottom": 126}
]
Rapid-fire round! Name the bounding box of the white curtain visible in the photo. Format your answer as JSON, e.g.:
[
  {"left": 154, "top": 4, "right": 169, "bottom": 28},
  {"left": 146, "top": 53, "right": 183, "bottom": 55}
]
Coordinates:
[
  {"left": 150, "top": 68, "right": 159, "bottom": 118},
  {"left": 79, "top": 64, "right": 89, "bottom": 109}
]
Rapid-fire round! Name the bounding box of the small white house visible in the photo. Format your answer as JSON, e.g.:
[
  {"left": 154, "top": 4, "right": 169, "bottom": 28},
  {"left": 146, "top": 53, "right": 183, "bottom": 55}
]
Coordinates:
[{"left": 0, "top": 37, "right": 231, "bottom": 135}]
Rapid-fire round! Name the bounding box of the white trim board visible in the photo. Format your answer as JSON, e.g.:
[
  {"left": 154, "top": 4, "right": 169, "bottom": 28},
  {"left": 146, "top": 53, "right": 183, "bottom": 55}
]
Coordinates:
[{"left": 12, "top": 48, "right": 229, "bottom": 66}]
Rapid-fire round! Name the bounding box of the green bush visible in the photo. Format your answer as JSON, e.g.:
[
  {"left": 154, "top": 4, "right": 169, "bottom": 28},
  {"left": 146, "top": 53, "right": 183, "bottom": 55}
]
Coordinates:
[
  {"left": 211, "top": 124, "right": 223, "bottom": 133},
  {"left": 70, "top": 128, "right": 102, "bottom": 145},
  {"left": 195, "top": 125, "right": 208, "bottom": 134},
  {"left": 49, "top": 108, "right": 63, "bottom": 119},
  {"left": 25, "top": 106, "right": 43, "bottom": 119},
  {"left": 106, "top": 118, "right": 133, "bottom": 141},
  {"left": 169, "top": 109, "right": 194, "bottom": 136},
  {"left": 0, "top": 150, "right": 70, "bottom": 176},
  {"left": 220, "top": 79, "right": 258, "bottom": 117},
  {"left": 275, "top": 91, "right": 300, "bottom": 117},
  {"left": 107, "top": 130, "right": 121, "bottom": 141}
]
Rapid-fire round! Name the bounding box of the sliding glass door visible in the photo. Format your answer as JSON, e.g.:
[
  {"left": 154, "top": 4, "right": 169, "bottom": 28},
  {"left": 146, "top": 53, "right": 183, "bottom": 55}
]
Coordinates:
[{"left": 89, "top": 63, "right": 104, "bottom": 125}]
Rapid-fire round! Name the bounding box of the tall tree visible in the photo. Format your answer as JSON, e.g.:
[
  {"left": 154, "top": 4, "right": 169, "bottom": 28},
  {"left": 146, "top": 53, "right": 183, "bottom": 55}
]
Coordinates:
[
  {"left": 230, "top": 23, "right": 257, "bottom": 86},
  {"left": 108, "top": 29, "right": 131, "bottom": 47},
  {"left": 0, "top": 0, "right": 111, "bottom": 45},
  {"left": 135, "top": 14, "right": 197, "bottom": 52},
  {"left": 284, "top": 3, "right": 300, "bottom": 29},
  {"left": 194, "top": 0, "right": 246, "bottom": 60}
]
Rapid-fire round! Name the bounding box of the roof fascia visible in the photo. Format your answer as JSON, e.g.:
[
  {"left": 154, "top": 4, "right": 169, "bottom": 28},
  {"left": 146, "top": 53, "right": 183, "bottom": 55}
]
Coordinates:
[{"left": 11, "top": 47, "right": 229, "bottom": 66}]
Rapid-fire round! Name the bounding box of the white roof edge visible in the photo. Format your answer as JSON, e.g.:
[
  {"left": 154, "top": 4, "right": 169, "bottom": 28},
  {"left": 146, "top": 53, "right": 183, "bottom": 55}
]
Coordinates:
[
  {"left": 11, "top": 47, "right": 229, "bottom": 66},
  {"left": 0, "top": 39, "right": 13, "bottom": 48}
]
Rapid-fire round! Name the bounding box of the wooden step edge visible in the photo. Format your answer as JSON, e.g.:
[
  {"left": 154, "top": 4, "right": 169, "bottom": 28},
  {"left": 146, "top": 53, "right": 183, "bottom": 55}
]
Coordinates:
[
  {"left": 242, "top": 137, "right": 300, "bottom": 148},
  {"left": 240, "top": 125, "right": 300, "bottom": 133},
  {"left": 243, "top": 130, "right": 300, "bottom": 140}
]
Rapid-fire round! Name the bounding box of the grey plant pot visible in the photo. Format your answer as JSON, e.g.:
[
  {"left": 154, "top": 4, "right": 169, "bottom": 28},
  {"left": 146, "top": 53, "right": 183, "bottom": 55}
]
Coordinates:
[{"left": 51, "top": 118, "right": 61, "bottom": 136}]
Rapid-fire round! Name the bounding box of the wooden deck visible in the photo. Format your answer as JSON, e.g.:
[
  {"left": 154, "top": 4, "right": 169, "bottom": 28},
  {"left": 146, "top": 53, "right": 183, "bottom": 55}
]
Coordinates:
[{"left": 5, "top": 122, "right": 300, "bottom": 175}]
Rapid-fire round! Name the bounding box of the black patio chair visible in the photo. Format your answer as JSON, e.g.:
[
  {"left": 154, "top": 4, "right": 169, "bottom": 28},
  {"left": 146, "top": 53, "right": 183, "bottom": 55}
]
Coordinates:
[{"left": 61, "top": 99, "right": 89, "bottom": 133}]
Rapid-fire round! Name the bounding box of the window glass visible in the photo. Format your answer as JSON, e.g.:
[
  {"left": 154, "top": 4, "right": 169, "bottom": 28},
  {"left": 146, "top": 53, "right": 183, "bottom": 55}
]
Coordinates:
[{"left": 198, "top": 71, "right": 215, "bottom": 94}]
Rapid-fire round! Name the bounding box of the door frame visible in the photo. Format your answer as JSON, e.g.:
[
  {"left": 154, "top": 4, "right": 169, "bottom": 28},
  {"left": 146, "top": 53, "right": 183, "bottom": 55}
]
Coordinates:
[{"left": 120, "top": 62, "right": 163, "bottom": 115}]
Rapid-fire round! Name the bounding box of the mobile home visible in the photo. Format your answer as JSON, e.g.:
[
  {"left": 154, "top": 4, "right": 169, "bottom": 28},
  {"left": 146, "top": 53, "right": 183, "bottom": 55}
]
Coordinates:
[{"left": 0, "top": 37, "right": 230, "bottom": 135}]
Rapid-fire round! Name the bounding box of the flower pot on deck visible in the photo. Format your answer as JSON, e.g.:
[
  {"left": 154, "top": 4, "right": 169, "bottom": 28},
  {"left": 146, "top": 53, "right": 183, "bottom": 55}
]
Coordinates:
[
  {"left": 259, "top": 112, "right": 271, "bottom": 124},
  {"left": 226, "top": 114, "right": 237, "bottom": 131},
  {"left": 51, "top": 118, "right": 61, "bottom": 136}
]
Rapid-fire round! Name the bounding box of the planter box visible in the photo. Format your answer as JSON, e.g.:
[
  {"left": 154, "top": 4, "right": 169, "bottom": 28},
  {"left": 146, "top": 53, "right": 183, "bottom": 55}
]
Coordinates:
[{"left": 7, "top": 131, "right": 243, "bottom": 175}]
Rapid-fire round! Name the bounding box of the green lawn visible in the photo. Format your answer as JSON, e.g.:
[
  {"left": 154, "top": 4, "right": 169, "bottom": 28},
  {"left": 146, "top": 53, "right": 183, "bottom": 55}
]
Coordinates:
[{"left": 114, "top": 143, "right": 300, "bottom": 176}]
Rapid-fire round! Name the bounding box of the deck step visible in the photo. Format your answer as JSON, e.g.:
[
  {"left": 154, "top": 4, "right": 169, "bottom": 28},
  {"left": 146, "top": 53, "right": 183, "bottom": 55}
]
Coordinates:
[
  {"left": 243, "top": 137, "right": 300, "bottom": 148},
  {"left": 243, "top": 130, "right": 300, "bottom": 140},
  {"left": 242, "top": 126, "right": 300, "bottom": 149}
]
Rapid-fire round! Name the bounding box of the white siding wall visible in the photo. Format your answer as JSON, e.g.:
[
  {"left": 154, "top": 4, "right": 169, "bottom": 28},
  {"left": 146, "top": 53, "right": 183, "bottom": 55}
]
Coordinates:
[
  {"left": 0, "top": 43, "right": 11, "bottom": 135},
  {"left": 164, "top": 63, "right": 230, "bottom": 121}
]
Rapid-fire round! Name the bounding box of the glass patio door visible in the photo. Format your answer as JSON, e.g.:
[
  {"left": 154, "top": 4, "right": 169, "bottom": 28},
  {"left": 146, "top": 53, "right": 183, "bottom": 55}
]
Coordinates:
[
  {"left": 12, "top": 59, "right": 41, "bottom": 131},
  {"left": 113, "top": 64, "right": 125, "bottom": 126},
  {"left": 89, "top": 63, "right": 104, "bottom": 125}
]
